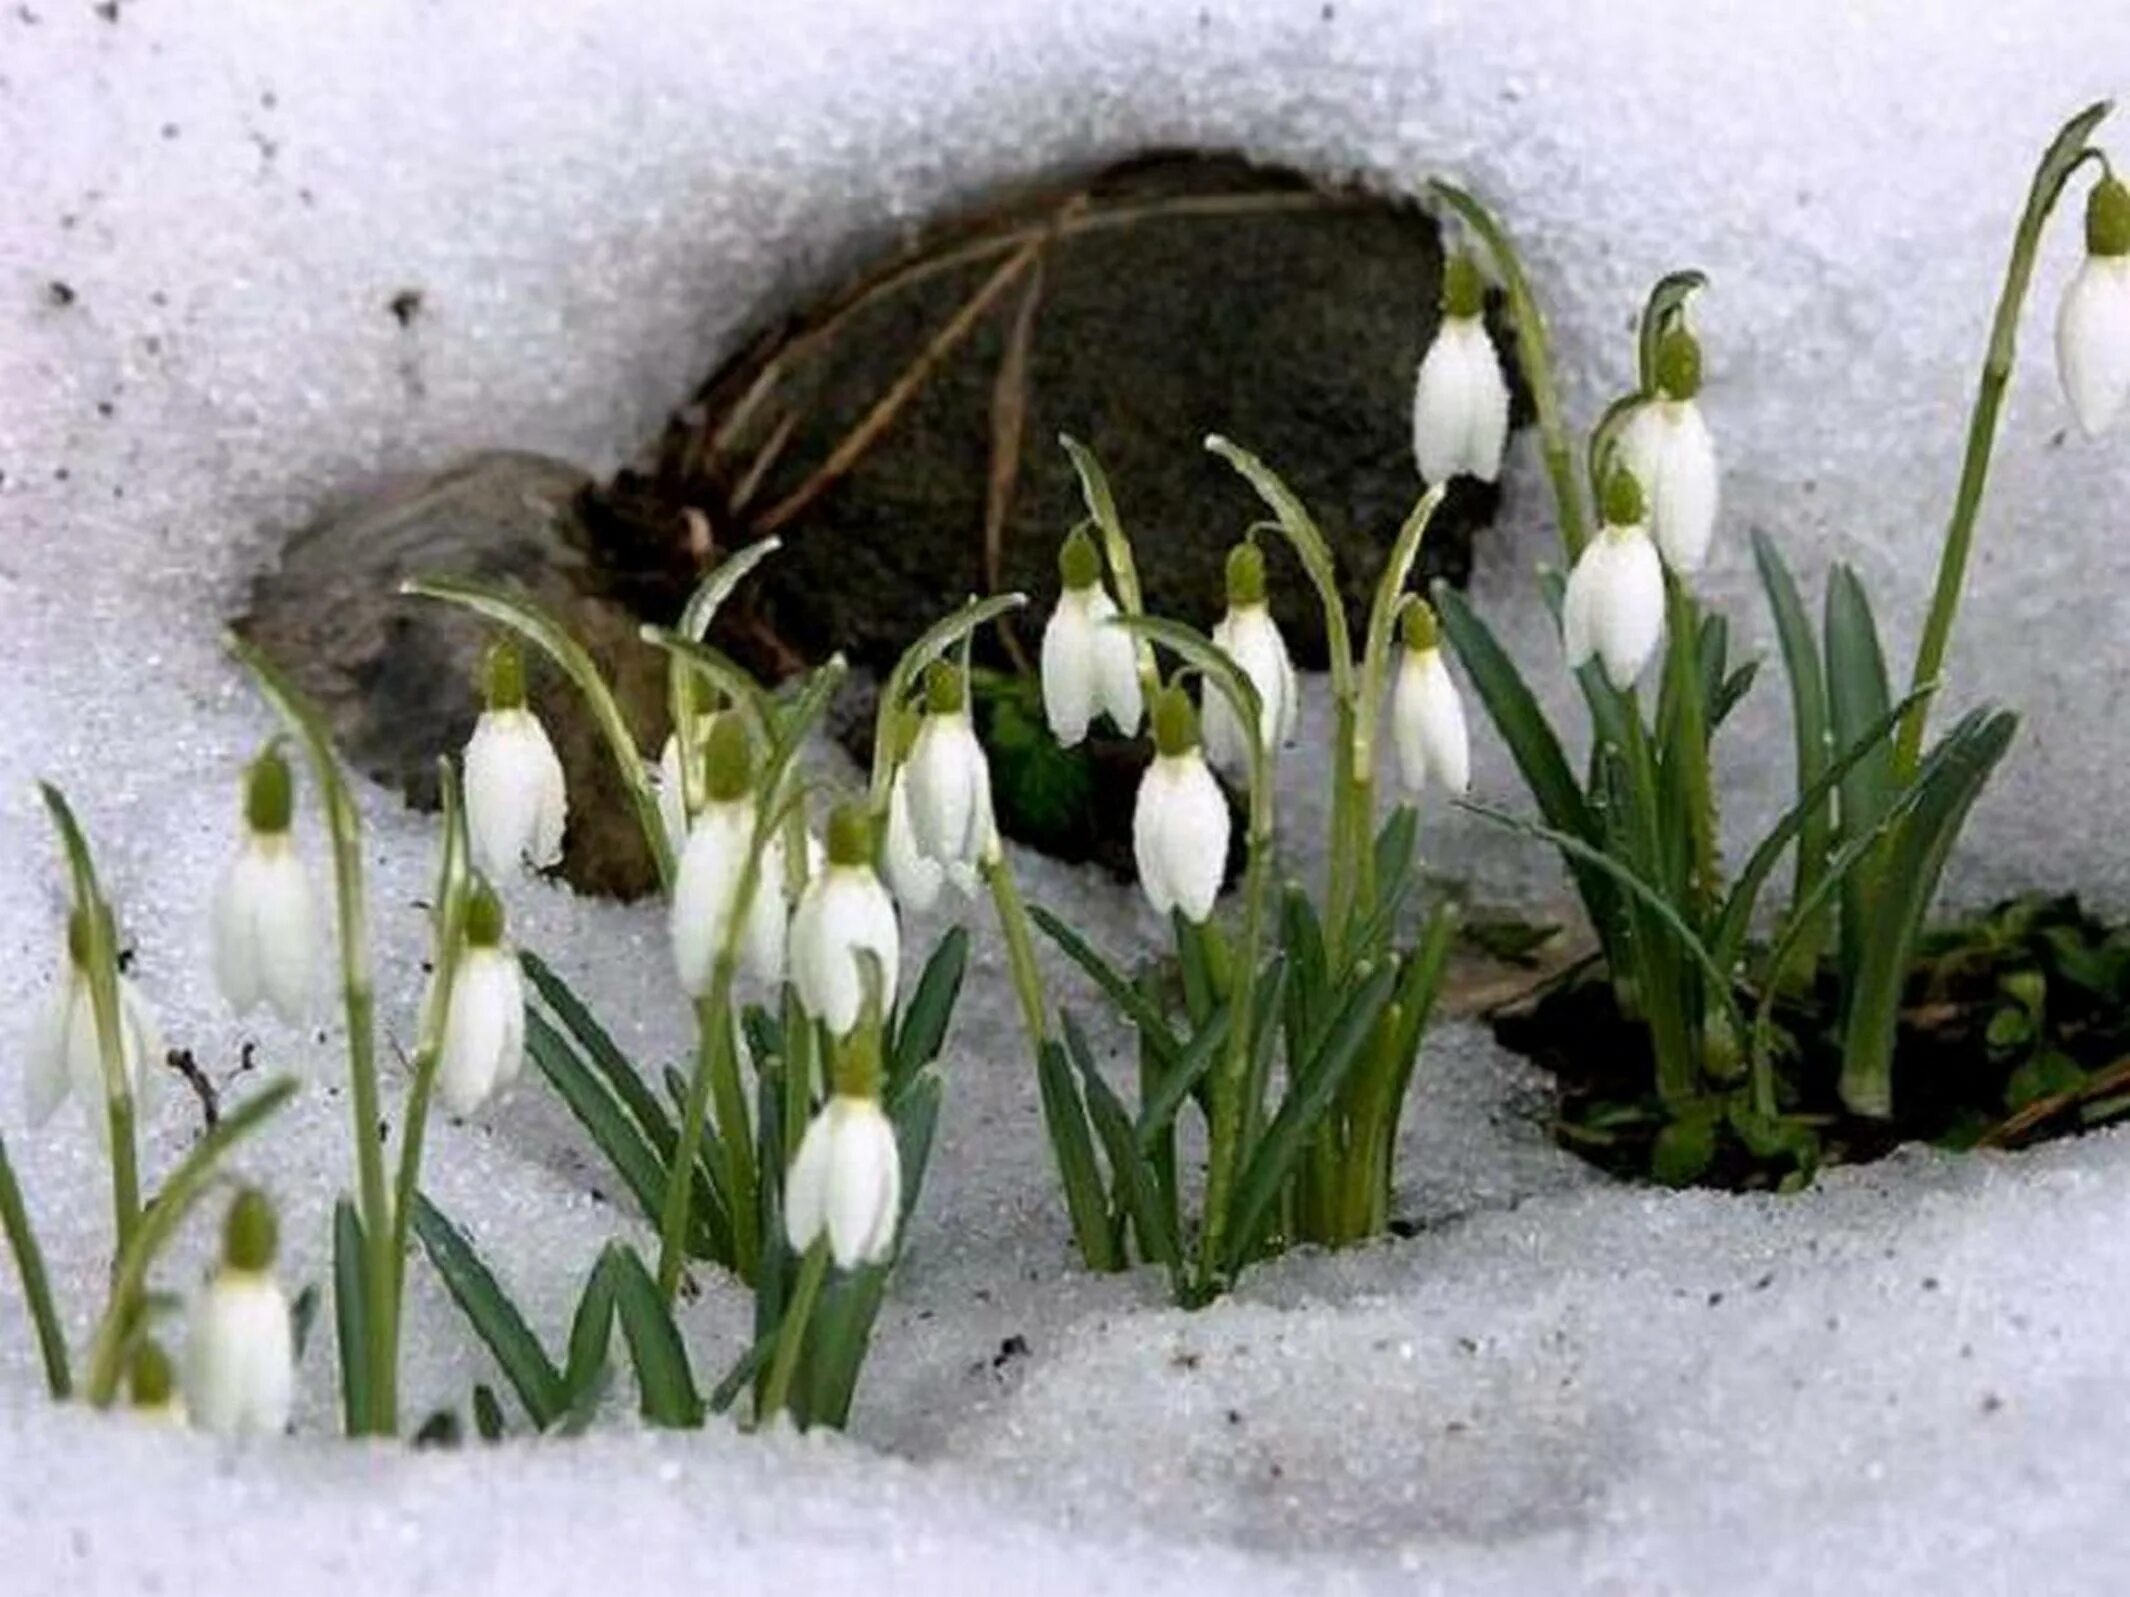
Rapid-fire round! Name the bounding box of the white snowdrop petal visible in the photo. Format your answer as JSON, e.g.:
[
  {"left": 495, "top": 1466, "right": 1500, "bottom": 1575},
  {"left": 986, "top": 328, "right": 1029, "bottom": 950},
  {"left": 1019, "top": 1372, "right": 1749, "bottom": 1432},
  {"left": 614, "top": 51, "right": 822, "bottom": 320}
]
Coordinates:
[
  {"left": 669, "top": 803, "right": 751, "bottom": 996},
  {"left": 250, "top": 848, "right": 317, "bottom": 1023},
  {"left": 790, "top": 868, "right": 901, "bottom": 1036},
  {"left": 824, "top": 1105, "right": 888, "bottom": 1269},
  {"left": 436, "top": 949, "right": 521, "bottom": 1115},
  {"left": 465, "top": 710, "right": 568, "bottom": 878},
  {"left": 1561, "top": 547, "right": 1599, "bottom": 673},
  {"left": 1134, "top": 754, "right": 1228, "bottom": 923},
  {"left": 185, "top": 1272, "right": 294, "bottom": 1438},
  {"left": 1089, "top": 592, "right": 1145, "bottom": 738},
  {"left": 1412, "top": 317, "right": 1509, "bottom": 484},
  {"left": 1598, "top": 529, "right": 1667, "bottom": 688},
  {"left": 1393, "top": 648, "right": 1470, "bottom": 796},
  {"left": 1040, "top": 597, "right": 1098, "bottom": 746},
  {"left": 2057, "top": 256, "right": 2130, "bottom": 437},
  {"left": 783, "top": 1109, "right": 835, "bottom": 1254},
  {"left": 211, "top": 854, "right": 263, "bottom": 1013},
  {"left": 25, "top": 982, "right": 71, "bottom": 1127},
  {"left": 1625, "top": 401, "right": 1720, "bottom": 575},
  {"left": 1132, "top": 763, "right": 1178, "bottom": 917},
  {"left": 883, "top": 770, "right": 944, "bottom": 913},
  {"left": 1459, "top": 323, "right": 1512, "bottom": 483}
]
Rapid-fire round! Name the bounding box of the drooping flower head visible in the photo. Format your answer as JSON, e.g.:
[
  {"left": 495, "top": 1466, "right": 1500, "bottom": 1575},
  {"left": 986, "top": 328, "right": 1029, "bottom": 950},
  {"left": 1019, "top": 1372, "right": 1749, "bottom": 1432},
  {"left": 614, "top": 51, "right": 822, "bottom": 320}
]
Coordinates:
[
  {"left": 211, "top": 743, "right": 318, "bottom": 1024},
  {"left": 904, "top": 661, "right": 998, "bottom": 877},
  {"left": 183, "top": 1186, "right": 295, "bottom": 1439},
  {"left": 27, "top": 902, "right": 159, "bottom": 1143},
  {"left": 1390, "top": 600, "right": 1470, "bottom": 798},
  {"left": 464, "top": 637, "right": 567, "bottom": 881},
  {"left": 1201, "top": 540, "right": 1299, "bottom": 773},
  {"left": 1562, "top": 465, "right": 1665, "bottom": 690},
  {"left": 785, "top": 965, "right": 901, "bottom": 1270},
  {"left": 1040, "top": 525, "right": 1144, "bottom": 747},
  {"left": 1132, "top": 684, "right": 1230, "bottom": 923},
  {"left": 128, "top": 1338, "right": 184, "bottom": 1425},
  {"left": 1411, "top": 250, "right": 1511, "bottom": 485},
  {"left": 790, "top": 802, "right": 900, "bottom": 1037},
  {"left": 431, "top": 877, "right": 526, "bottom": 1116},
  {"left": 671, "top": 715, "right": 790, "bottom": 995},
  {"left": 1620, "top": 323, "right": 1719, "bottom": 575},
  {"left": 2058, "top": 170, "right": 2130, "bottom": 436}
]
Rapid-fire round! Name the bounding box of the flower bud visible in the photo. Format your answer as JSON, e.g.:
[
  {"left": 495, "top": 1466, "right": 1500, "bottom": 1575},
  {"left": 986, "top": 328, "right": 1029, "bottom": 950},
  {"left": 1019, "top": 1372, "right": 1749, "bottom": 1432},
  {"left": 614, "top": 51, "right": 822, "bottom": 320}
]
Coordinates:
[
  {"left": 784, "top": 1093, "right": 901, "bottom": 1269},
  {"left": 1133, "top": 687, "right": 1229, "bottom": 922},
  {"left": 1202, "top": 564, "right": 1299, "bottom": 773},
  {"left": 1390, "top": 602, "right": 1470, "bottom": 797},
  {"left": 2057, "top": 173, "right": 2130, "bottom": 436},
  {"left": 904, "top": 663, "right": 997, "bottom": 876},
  {"left": 28, "top": 909, "right": 160, "bottom": 1144},
  {"left": 1411, "top": 253, "right": 1510, "bottom": 484},
  {"left": 1040, "top": 538, "right": 1143, "bottom": 746},
  {"left": 464, "top": 637, "right": 567, "bottom": 880},
  {"left": 430, "top": 879, "right": 526, "bottom": 1116},
  {"left": 184, "top": 1187, "right": 295, "bottom": 1438},
  {"left": 790, "top": 803, "right": 900, "bottom": 1036},
  {"left": 212, "top": 745, "right": 319, "bottom": 1024}
]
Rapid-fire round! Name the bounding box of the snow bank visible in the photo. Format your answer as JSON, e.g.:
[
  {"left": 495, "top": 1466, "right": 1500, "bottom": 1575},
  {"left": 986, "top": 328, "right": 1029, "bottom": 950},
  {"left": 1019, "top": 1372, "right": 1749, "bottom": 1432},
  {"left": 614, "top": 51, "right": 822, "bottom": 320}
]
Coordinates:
[{"left": 6, "top": 1, "right": 2130, "bottom": 1592}]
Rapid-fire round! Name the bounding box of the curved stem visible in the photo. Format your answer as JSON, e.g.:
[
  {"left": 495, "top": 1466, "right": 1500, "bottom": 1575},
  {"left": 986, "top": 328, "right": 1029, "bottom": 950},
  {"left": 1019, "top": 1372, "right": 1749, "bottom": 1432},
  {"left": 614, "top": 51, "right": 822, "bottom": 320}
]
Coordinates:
[
  {"left": 0, "top": 1133, "right": 69, "bottom": 1398},
  {"left": 983, "top": 852, "right": 1051, "bottom": 1046},
  {"left": 757, "top": 1239, "right": 829, "bottom": 1426},
  {"left": 1893, "top": 100, "right": 2111, "bottom": 781}
]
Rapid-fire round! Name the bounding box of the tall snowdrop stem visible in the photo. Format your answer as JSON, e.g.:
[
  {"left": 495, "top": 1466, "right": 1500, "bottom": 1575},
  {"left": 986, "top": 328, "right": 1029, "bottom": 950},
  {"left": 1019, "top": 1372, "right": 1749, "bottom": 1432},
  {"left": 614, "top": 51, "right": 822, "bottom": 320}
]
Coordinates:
[
  {"left": 1112, "top": 615, "right": 1275, "bottom": 1293},
  {"left": 982, "top": 850, "right": 1051, "bottom": 1046},
  {"left": 82, "top": 1077, "right": 296, "bottom": 1407},
  {"left": 1661, "top": 576, "right": 1721, "bottom": 928},
  {"left": 387, "top": 757, "right": 473, "bottom": 1383},
  {"left": 36, "top": 784, "right": 138, "bottom": 1255},
  {"left": 758, "top": 1238, "right": 830, "bottom": 1426},
  {"left": 1431, "top": 180, "right": 1590, "bottom": 560},
  {"left": 1895, "top": 100, "right": 2111, "bottom": 782},
  {"left": 225, "top": 635, "right": 397, "bottom": 1434},
  {"left": 1062, "top": 434, "right": 1161, "bottom": 705}
]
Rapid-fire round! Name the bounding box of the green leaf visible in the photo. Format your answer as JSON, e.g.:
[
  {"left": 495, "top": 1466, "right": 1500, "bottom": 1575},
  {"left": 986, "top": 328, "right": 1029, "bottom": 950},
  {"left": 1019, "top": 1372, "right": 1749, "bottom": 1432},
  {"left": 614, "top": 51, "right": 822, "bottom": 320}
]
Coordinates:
[
  {"left": 1134, "top": 998, "right": 1237, "bottom": 1148},
  {"left": 1651, "top": 1103, "right": 1720, "bottom": 1187},
  {"left": 1035, "top": 1038, "right": 1119, "bottom": 1271},
  {"left": 1110, "top": 613, "right": 1266, "bottom": 764},
  {"left": 677, "top": 538, "right": 784, "bottom": 641},
  {"left": 1203, "top": 435, "right": 1356, "bottom": 693},
  {"left": 332, "top": 1199, "right": 370, "bottom": 1436},
  {"left": 1823, "top": 564, "right": 1894, "bottom": 982},
  {"left": 473, "top": 1383, "right": 508, "bottom": 1441},
  {"left": 522, "top": 950, "right": 680, "bottom": 1161},
  {"left": 1061, "top": 1012, "right": 1181, "bottom": 1276},
  {"left": 562, "top": 1250, "right": 620, "bottom": 1414},
  {"left": 1221, "top": 960, "right": 1399, "bottom": 1273},
  {"left": 889, "top": 927, "right": 968, "bottom": 1097},
  {"left": 410, "top": 1192, "right": 565, "bottom": 1428},
  {"left": 1028, "top": 904, "right": 1182, "bottom": 1070},
  {"left": 606, "top": 1246, "right": 704, "bottom": 1427},
  {"left": 0, "top": 1132, "right": 69, "bottom": 1398},
  {"left": 1753, "top": 532, "right": 1830, "bottom": 919}
]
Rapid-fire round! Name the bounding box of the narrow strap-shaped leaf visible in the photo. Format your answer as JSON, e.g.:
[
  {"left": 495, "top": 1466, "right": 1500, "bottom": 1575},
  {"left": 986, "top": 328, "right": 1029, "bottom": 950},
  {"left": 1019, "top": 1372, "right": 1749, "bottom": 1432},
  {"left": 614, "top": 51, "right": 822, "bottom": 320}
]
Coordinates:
[
  {"left": 0, "top": 1132, "right": 68, "bottom": 1398},
  {"left": 709, "top": 1327, "right": 778, "bottom": 1417},
  {"left": 1202, "top": 434, "right": 1356, "bottom": 694},
  {"left": 1220, "top": 961, "right": 1400, "bottom": 1274},
  {"left": 1824, "top": 563, "right": 1894, "bottom": 987},
  {"left": 1028, "top": 904, "right": 1182, "bottom": 1069},
  {"left": 1062, "top": 1011, "right": 1182, "bottom": 1276},
  {"left": 332, "top": 1199, "right": 371, "bottom": 1435},
  {"left": 524, "top": 1010, "right": 699, "bottom": 1246},
  {"left": 1174, "top": 909, "right": 1218, "bottom": 1028},
  {"left": 890, "top": 926, "right": 968, "bottom": 1094},
  {"left": 521, "top": 950, "right": 679, "bottom": 1160},
  {"left": 409, "top": 1192, "right": 565, "bottom": 1428},
  {"left": 1135, "top": 998, "right": 1236, "bottom": 1147},
  {"left": 1753, "top": 529, "right": 1834, "bottom": 973},
  {"left": 472, "top": 1384, "right": 508, "bottom": 1441},
  {"left": 606, "top": 1246, "right": 704, "bottom": 1427},
  {"left": 1035, "top": 1037, "right": 1120, "bottom": 1270},
  {"left": 678, "top": 538, "right": 784, "bottom": 641},
  {"left": 562, "top": 1248, "right": 620, "bottom": 1414},
  {"left": 1379, "top": 906, "right": 1460, "bottom": 1134}
]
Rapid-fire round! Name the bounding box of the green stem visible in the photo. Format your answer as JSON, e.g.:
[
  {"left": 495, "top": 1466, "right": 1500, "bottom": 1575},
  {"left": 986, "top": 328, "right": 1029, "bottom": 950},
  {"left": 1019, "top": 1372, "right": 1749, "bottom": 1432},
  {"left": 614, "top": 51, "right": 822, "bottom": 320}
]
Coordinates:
[
  {"left": 758, "top": 1239, "right": 829, "bottom": 1426},
  {"left": 1664, "top": 578, "right": 1721, "bottom": 929},
  {"left": 984, "top": 852, "right": 1052, "bottom": 1046},
  {"left": 1893, "top": 102, "right": 2110, "bottom": 782},
  {"left": 0, "top": 1132, "right": 70, "bottom": 1398},
  {"left": 659, "top": 981, "right": 757, "bottom": 1298}
]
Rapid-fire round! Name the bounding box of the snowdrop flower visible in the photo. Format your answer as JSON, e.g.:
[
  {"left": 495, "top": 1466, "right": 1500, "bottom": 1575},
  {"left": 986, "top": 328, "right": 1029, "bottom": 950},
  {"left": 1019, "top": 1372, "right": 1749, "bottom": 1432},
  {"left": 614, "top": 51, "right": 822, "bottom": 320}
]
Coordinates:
[
  {"left": 1040, "top": 526, "right": 1144, "bottom": 746},
  {"left": 1389, "top": 602, "right": 1470, "bottom": 797},
  {"left": 464, "top": 638, "right": 567, "bottom": 881},
  {"left": 904, "top": 662, "right": 998, "bottom": 877},
  {"left": 1133, "top": 685, "right": 1231, "bottom": 923},
  {"left": 210, "top": 745, "right": 317, "bottom": 1023},
  {"left": 882, "top": 765, "right": 948, "bottom": 912},
  {"left": 670, "top": 717, "right": 788, "bottom": 994},
  {"left": 183, "top": 1187, "right": 294, "bottom": 1439},
  {"left": 655, "top": 710, "right": 724, "bottom": 858},
  {"left": 1562, "top": 467, "right": 1666, "bottom": 690},
  {"left": 429, "top": 879, "right": 525, "bottom": 1116},
  {"left": 1411, "top": 251, "right": 1511, "bottom": 485},
  {"left": 790, "top": 803, "right": 900, "bottom": 1036},
  {"left": 786, "top": 1092, "right": 901, "bottom": 1269},
  {"left": 128, "top": 1339, "right": 184, "bottom": 1426},
  {"left": 1619, "top": 324, "right": 1719, "bottom": 574},
  {"left": 27, "top": 906, "right": 159, "bottom": 1143},
  {"left": 2057, "top": 171, "right": 2130, "bottom": 437},
  {"left": 1201, "top": 541, "right": 1300, "bottom": 772}
]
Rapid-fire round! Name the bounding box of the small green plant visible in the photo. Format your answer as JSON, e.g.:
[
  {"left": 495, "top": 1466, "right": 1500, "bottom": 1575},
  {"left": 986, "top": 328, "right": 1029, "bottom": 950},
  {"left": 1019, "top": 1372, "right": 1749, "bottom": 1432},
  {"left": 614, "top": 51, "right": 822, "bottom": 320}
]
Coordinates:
[{"left": 1433, "top": 102, "right": 2117, "bottom": 1183}]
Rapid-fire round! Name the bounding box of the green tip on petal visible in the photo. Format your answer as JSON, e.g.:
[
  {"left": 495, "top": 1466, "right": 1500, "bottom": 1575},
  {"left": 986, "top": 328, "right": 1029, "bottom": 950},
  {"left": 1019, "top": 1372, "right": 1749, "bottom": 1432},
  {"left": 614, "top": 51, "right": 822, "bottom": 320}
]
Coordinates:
[
  {"left": 826, "top": 801, "right": 874, "bottom": 868},
  {"left": 1441, "top": 251, "right": 1487, "bottom": 318},
  {"left": 923, "top": 659, "right": 966, "bottom": 716},
  {"left": 223, "top": 1186, "right": 278, "bottom": 1273},
  {"left": 482, "top": 636, "right": 526, "bottom": 711},
  {"left": 1151, "top": 683, "right": 1200, "bottom": 757},
  {"left": 463, "top": 877, "right": 507, "bottom": 947},
  {"left": 1058, "top": 524, "right": 1103, "bottom": 590},
  {"left": 2090, "top": 172, "right": 2130, "bottom": 258},
  {"left": 700, "top": 714, "right": 754, "bottom": 803},
  {"left": 244, "top": 744, "right": 295, "bottom": 835},
  {"left": 66, "top": 904, "right": 92, "bottom": 968},
  {"left": 1224, "top": 540, "right": 1267, "bottom": 608},
  {"left": 1653, "top": 324, "right": 1703, "bottom": 401},
  {"left": 128, "top": 1339, "right": 176, "bottom": 1409},
  {"left": 1602, "top": 463, "right": 1647, "bottom": 528},
  {"left": 1400, "top": 599, "right": 1440, "bottom": 653}
]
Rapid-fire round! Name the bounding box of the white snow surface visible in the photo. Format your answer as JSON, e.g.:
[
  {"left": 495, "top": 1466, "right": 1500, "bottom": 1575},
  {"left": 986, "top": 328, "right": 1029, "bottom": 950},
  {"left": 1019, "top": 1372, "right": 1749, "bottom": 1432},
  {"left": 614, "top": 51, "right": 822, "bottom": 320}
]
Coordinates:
[{"left": 7, "top": 1, "right": 2130, "bottom": 1592}]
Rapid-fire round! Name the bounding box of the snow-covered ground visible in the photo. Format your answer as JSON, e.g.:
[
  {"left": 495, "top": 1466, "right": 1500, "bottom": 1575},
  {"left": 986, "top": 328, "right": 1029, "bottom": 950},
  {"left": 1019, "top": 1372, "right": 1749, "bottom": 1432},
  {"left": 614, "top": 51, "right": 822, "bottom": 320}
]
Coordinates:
[{"left": 7, "top": 2, "right": 2130, "bottom": 1592}]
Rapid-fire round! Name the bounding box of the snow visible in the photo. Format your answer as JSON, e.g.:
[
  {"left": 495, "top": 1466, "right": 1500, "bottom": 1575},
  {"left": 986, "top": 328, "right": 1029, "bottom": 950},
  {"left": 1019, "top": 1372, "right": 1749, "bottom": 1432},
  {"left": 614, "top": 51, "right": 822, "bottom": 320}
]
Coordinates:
[{"left": 7, "top": 0, "right": 2130, "bottom": 1592}]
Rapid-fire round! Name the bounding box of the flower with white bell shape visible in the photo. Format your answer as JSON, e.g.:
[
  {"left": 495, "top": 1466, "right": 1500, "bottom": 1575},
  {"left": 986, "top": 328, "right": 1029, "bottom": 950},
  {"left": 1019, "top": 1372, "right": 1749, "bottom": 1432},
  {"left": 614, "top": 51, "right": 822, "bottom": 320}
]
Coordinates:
[
  {"left": 429, "top": 878, "right": 526, "bottom": 1116},
  {"left": 883, "top": 763, "right": 948, "bottom": 913},
  {"left": 1411, "top": 251, "right": 1511, "bottom": 485},
  {"left": 1040, "top": 525, "right": 1145, "bottom": 747},
  {"left": 1133, "top": 685, "right": 1231, "bottom": 924},
  {"left": 1619, "top": 323, "right": 1720, "bottom": 575},
  {"left": 904, "top": 662, "right": 999, "bottom": 875},
  {"left": 1562, "top": 466, "right": 1666, "bottom": 690},
  {"left": 790, "top": 803, "right": 900, "bottom": 1037},
  {"left": 463, "top": 637, "right": 567, "bottom": 881},
  {"left": 1390, "top": 601, "right": 1470, "bottom": 797},
  {"left": 27, "top": 904, "right": 159, "bottom": 1144},
  {"left": 655, "top": 709, "right": 725, "bottom": 858},
  {"left": 128, "top": 1339, "right": 185, "bottom": 1426},
  {"left": 1201, "top": 541, "right": 1300, "bottom": 773},
  {"left": 670, "top": 717, "right": 788, "bottom": 995},
  {"left": 183, "top": 1187, "right": 295, "bottom": 1439},
  {"left": 785, "top": 970, "right": 901, "bottom": 1269},
  {"left": 210, "top": 744, "right": 318, "bottom": 1023},
  {"left": 2057, "top": 170, "right": 2130, "bottom": 437}
]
